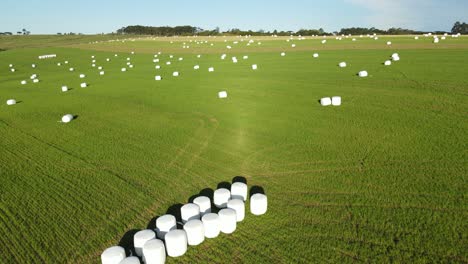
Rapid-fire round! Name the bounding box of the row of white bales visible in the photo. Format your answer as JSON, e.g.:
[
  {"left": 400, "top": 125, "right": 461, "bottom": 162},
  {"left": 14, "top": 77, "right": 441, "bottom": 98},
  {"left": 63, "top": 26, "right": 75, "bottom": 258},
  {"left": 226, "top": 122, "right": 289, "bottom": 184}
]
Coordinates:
[
  {"left": 101, "top": 182, "right": 268, "bottom": 264},
  {"left": 4, "top": 36, "right": 412, "bottom": 114}
]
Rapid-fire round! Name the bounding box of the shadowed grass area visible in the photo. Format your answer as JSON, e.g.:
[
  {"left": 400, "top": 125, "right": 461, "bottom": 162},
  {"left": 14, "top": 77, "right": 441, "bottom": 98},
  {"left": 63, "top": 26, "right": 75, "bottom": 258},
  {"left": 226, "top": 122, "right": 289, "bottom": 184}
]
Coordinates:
[{"left": 0, "top": 35, "right": 466, "bottom": 263}]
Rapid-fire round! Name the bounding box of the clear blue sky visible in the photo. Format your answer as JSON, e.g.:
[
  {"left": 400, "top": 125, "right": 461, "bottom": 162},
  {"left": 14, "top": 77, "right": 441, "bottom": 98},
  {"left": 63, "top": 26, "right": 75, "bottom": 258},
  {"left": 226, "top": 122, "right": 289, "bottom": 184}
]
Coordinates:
[{"left": 2, "top": 0, "right": 467, "bottom": 34}]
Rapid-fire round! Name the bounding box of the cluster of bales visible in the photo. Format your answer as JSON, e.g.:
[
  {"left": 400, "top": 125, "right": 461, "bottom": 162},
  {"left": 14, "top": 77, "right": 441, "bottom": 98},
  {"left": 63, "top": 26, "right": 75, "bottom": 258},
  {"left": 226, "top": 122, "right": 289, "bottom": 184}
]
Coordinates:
[{"left": 101, "top": 181, "right": 268, "bottom": 264}]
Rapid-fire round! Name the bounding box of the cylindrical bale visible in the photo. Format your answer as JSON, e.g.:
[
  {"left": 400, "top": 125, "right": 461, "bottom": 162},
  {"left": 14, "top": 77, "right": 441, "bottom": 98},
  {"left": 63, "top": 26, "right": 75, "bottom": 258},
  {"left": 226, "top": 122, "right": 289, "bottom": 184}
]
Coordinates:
[
  {"left": 331, "top": 96, "right": 342, "bottom": 106},
  {"left": 320, "top": 97, "right": 331, "bottom": 106},
  {"left": 358, "top": 71, "right": 368, "bottom": 77},
  {"left": 231, "top": 182, "right": 247, "bottom": 201},
  {"left": 100, "top": 71, "right": 105, "bottom": 75},
  {"left": 201, "top": 213, "right": 220, "bottom": 238},
  {"left": 250, "top": 193, "right": 268, "bottom": 215},
  {"left": 208, "top": 67, "right": 214, "bottom": 72},
  {"left": 172, "top": 71, "right": 179, "bottom": 76},
  {"left": 80, "top": 83, "right": 87, "bottom": 88},
  {"left": 384, "top": 60, "right": 392, "bottom": 66},
  {"left": 183, "top": 219, "right": 205, "bottom": 246},
  {"left": 118, "top": 256, "right": 140, "bottom": 264},
  {"left": 251, "top": 64, "right": 258, "bottom": 70},
  {"left": 214, "top": 188, "right": 231, "bottom": 208},
  {"left": 165, "top": 230, "right": 188, "bottom": 257},
  {"left": 218, "top": 91, "right": 228, "bottom": 99},
  {"left": 6, "top": 99, "right": 16, "bottom": 105},
  {"left": 181, "top": 203, "right": 200, "bottom": 223},
  {"left": 155, "top": 75, "right": 162, "bottom": 81},
  {"left": 62, "top": 114, "right": 74, "bottom": 123},
  {"left": 61, "top": 86, "right": 68, "bottom": 92},
  {"left": 142, "top": 239, "right": 165, "bottom": 264},
  {"left": 218, "top": 208, "right": 237, "bottom": 234},
  {"left": 227, "top": 199, "right": 245, "bottom": 222},
  {"left": 338, "top": 62, "right": 347, "bottom": 68},
  {"left": 21, "top": 80, "right": 27, "bottom": 85},
  {"left": 101, "top": 246, "right": 126, "bottom": 264},
  {"left": 156, "top": 214, "right": 176, "bottom": 239},
  {"left": 134, "top": 229, "right": 156, "bottom": 257},
  {"left": 193, "top": 196, "right": 211, "bottom": 216},
  {"left": 79, "top": 74, "right": 86, "bottom": 78}
]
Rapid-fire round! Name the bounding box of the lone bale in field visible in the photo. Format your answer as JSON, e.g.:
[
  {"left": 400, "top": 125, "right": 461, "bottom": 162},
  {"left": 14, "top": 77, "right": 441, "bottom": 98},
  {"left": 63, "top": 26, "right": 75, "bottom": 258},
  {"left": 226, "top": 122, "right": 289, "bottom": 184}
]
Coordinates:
[
  {"left": 193, "top": 65, "right": 199, "bottom": 70},
  {"left": 33, "top": 79, "right": 39, "bottom": 83},
  {"left": 172, "top": 71, "right": 179, "bottom": 77},
  {"left": 313, "top": 53, "right": 319, "bottom": 58},
  {"left": 218, "top": 208, "right": 237, "bottom": 234},
  {"left": 251, "top": 64, "right": 258, "bottom": 70},
  {"left": 218, "top": 91, "right": 228, "bottom": 99},
  {"left": 79, "top": 74, "right": 85, "bottom": 78},
  {"left": 208, "top": 67, "right": 214, "bottom": 72},
  {"left": 165, "top": 230, "right": 188, "bottom": 257},
  {"left": 332, "top": 96, "right": 341, "bottom": 106},
  {"left": 61, "top": 86, "right": 68, "bottom": 92},
  {"left": 101, "top": 246, "right": 126, "bottom": 264},
  {"left": 321, "top": 39, "right": 327, "bottom": 44},
  {"left": 6, "top": 99, "right": 17, "bottom": 105},
  {"left": 134, "top": 230, "right": 156, "bottom": 257},
  {"left": 142, "top": 239, "right": 166, "bottom": 264},
  {"left": 100, "top": 71, "right": 105, "bottom": 75},
  {"left": 339, "top": 62, "right": 347, "bottom": 68},
  {"left": 387, "top": 41, "right": 392, "bottom": 45},
  {"left": 69, "top": 68, "right": 74, "bottom": 72},
  {"left": 21, "top": 80, "right": 27, "bottom": 85},
  {"left": 320, "top": 97, "right": 332, "bottom": 106},
  {"left": 243, "top": 55, "right": 249, "bottom": 59},
  {"left": 61, "top": 114, "right": 74, "bottom": 123},
  {"left": 281, "top": 52, "right": 286, "bottom": 56},
  {"left": 183, "top": 220, "right": 205, "bottom": 246},
  {"left": 155, "top": 75, "right": 162, "bottom": 81},
  {"left": 80, "top": 83, "right": 87, "bottom": 88},
  {"left": 121, "top": 68, "right": 126, "bottom": 72},
  {"left": 358, "top": 71, "right": 368, "bottom": 77},
  {"left": 250, "top": 193, "right": 268, "bottom": 215}
]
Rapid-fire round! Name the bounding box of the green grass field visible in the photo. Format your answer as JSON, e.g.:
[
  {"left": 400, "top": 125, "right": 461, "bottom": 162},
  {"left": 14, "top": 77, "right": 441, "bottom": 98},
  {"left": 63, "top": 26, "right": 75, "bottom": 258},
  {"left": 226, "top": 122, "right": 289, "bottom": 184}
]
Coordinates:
[{"left": 0, "top": 35, "right": 467, "bottom": 263}]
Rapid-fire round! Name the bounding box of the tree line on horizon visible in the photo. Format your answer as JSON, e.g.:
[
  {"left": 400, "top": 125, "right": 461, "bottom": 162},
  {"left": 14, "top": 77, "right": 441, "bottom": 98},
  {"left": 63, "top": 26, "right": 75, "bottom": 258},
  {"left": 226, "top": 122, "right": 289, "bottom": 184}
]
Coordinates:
[
  {"left": 115, "top": 22, "right": 468, "bottom": 36},
  {"left": 1, "top": 22, "right": 467, "bottom": 36}
]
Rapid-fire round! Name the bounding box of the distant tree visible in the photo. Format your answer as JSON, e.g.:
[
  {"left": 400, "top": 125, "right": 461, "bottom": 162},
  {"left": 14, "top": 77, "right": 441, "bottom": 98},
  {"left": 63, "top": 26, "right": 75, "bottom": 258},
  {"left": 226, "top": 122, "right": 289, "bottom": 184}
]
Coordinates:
[
  {"left": 17, "top": 31, "right": 22, "bottom": 35},
  {"left": 451, "top": 21, "right": 468, "bottom": 34}
]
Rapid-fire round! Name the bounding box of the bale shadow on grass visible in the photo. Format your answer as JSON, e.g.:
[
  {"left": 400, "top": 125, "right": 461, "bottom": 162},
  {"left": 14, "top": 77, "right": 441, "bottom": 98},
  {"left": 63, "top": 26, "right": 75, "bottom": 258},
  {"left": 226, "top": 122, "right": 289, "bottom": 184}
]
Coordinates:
[
  {"left": 250, "top": 185, "right": 265, "bottom": 198},
  {"left": 166, "top": 203, "right": 184, "bottom": 228},
  {"left": 72, "top": 115, "right": 79, "bottom": 120},
  {"left": 217, "top": 181, "right": 231, "bottom": 190},
  {"left": 118, "top": 229, "right": 140, "bottom": 257},
  {"left": 232, "top": 176, "right": 247, "bottom": 184},
  {"left": 146, "top": 215, "right": 160, "bottom": 230}
]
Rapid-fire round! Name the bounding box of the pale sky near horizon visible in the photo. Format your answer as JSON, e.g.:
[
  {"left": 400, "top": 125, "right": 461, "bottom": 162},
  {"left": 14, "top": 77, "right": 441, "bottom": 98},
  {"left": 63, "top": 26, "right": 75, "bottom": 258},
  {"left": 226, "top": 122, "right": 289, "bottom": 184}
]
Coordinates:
[{"left": 1, "top": 0, "right": 467, "bottom": 34}]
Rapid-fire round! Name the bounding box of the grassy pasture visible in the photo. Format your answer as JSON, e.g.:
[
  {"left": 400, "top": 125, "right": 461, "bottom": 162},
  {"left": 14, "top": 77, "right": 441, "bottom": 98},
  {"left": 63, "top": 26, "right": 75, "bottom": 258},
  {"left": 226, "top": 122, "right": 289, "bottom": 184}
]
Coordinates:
[{"left": 0, "top": 35, "right": 467, "bottom": 263}]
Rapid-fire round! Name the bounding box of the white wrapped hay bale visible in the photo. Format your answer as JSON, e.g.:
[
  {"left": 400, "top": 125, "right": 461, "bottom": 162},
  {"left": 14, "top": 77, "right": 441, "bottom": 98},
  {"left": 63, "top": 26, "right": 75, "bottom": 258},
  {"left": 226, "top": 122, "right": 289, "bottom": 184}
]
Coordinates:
[
  {"left": 291, "top": 44, "right": 296, "bottom": 48},
  {"left": 172, "top": 71, "right": 179, "bottom": 77},
  {"left": 193, "top": 65, "right": 199, "bottom": 70},
  {"left": 384, "top": 60, "right": 392, "bottom": 66},
  {"left": 166, "top": 62, "right": 171, "bottom": 65},
  {"left": 251, "top": 64, "right": 258, "bottom": 70},
  {"left": 155, "top": 65, "right": 161, "bottom": 69},
  {"left": 178, "top": 57, "right": 183, "bottom": 61},
  {"left": 107, "top": 58, "right": 111, "bottom": 62},
  {"left": 387, "top": 41, "right": 392, "bottom": 45},
  {"left": 129, "top": 65, "right": 134, "bottom": 68},
  {"left": 79, "top": 74, "right": 85, "bottom": 78},
  {"left": 156, "top": 214, "right": 176, "bottom": 239},
  {"left": 69, "top": 68, "right": 74, "bottom": 72},
  {"left": 155, "top": 75, "right": 162, "bottom": 81},
  {"left": 92, "top": 64, "right": 96, "bottom": 67},
  {"left": 118, "top": 256, "right": 139, "bottom": 264},
  {"left": 65, "top": 61, "right": 69, "bottom": 64},
  {"left": 10, "top": 68, "right": 15, "bottom": 72},
  {"left": 231, "top": 182, "right": 247, "bottom": 201},
  {"left": 227, "top": 199, "right": 245, "bottom": 222},
  {"left": 313, "top": 53, "right": 319, "bottom": 58},
  {"left": 98, "top": 66, "right": 103, "bottom": 70},
  {"left": 320, "top": 97, "right": 331, "bottom": 106},
  {"left": 433, "top": 38, "right": 439, "bottom": 43},
  {"left": 338, "top": 62, "right": 347, "bottom": 68},
  {"left": 193, "top": 196, "right": 211, "bottom": 216},
  {"left": 6, "top": 99, "right": 17, "bottom": 106},
  {"left": 9, "top": 64, "right": 13, "bottom": 68},
  {"left": 21, "top": 80, "right": 27, "bottom": 85},
  {"left": 197, "top": 54, "right": 201, "bottom": 58},
  {"left": 415, "top": 36, "right": 419, "bottom": 40},
  {"left": 321, "top": 39, "right": 327, "bottom": 44},
  {"left": 181, "top": 203, "right": 200, "bottom": 223},
  {"left": 183, "top": 220, "right": 205, "bottom": 246},
  {"left": 232, "top": 57, "right": 238, "bottom": 63},
  {"left": 121, "top": 68, "right": 127, "bottom": 72},
  {"left": 214, "top": 188, "right": 230, "bottom": 208},
  {"left": 243, "top": 55, "right": 248, "bottom": 59},
  {"left": 30, "top": 74, "right": 37, "bottom": 79},
  {"left": 100, "top": 71, "right": 105, "bottom": 75},
  {"left": 57, "top": 63, "right": 62, "bottom": 66},
  {"left": 358, "top": 71, "right": 368, "bottom": 77},
  {"left": 101, "top": 246, "right": 126, "bottom": 264},
  {"left": 33, "top": 79, "right": 39, "bottom": 83},
  {"left": 208, "top": 67, "right": 214, "bottom": 72},
  {"left": 331, "top": 96, "right": 341, "bottom": 106},
  {"left": 32, "top": 64, "right": 36, "bottom": 68},
  {"left": 80, "top": 83, "right": 87, "bottom": 88},
  {"left": 134, "top": 229, "right": 156, "bottom": 257},
  {"left": 281, "top": 52, "right": 286, "bottom": 57},
  {"left": 218, "top": 208, "right": 237, "bottom": 234},
  {"left": 142, "top": 239, "right": 165, "bottom": 264},
  {"left": 165, "top": 230, "right": 188, "bottom": 257},
  {"left": 250, "top": 193, "right": 268, "bottom": 215},
  {"left": 201, "top": 213, "right": 220, "bottom": 238}
]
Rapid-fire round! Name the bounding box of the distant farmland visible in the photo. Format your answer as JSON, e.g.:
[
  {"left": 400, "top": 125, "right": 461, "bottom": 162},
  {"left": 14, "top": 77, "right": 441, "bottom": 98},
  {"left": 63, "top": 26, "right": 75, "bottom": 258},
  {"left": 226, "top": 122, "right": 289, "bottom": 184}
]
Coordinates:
[{"left": 0, "top": 35, "right": 467, "bottom": 263}]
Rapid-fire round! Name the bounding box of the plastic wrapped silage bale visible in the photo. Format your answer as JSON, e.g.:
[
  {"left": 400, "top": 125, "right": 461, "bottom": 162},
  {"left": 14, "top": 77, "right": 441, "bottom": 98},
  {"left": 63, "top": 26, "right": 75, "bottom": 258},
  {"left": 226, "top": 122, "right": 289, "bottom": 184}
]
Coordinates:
[
  {"left": 165, "top": 230, "right": 188, "bottom": 257},
  {"left": 320, "top": 97, "right": 331, "bottom": 106},
  {"left": 134, "top": 229, "right": 156, "bottom": 257},
  {"left": 218, "top": 208, "right": 237, "bottom": 234},
  {"left": 230, "top": 182, "right": 247, "bottom": 201},
  {"left": 181, "top": 203, "right": 200, "bottom": 223},
  {"left": 156, "top": 214, "right": 176, "bottom": 239},
  {"left": 250, "top": 193, "right": 268, "bottom": 215},
  {"left": 214, "top": 188, "right": 230, "bottom": 208},
  {"left": 227, "top": 199, "right": 245, "bottom": 222},
  {"left": 101, "top": 246, "right": 126, "bottom": 264},
  {"left": 193, "top": 196, "right": 211, "bottom": 216},
  {"left": 142, "top": 239, "right": 165, "bottom": 264},
  {"left": 183, "top": 219, "right": 205, "bottom": 246}
]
